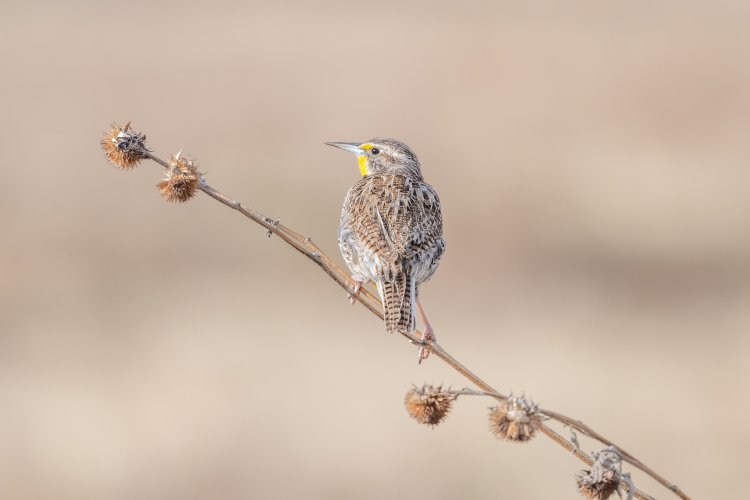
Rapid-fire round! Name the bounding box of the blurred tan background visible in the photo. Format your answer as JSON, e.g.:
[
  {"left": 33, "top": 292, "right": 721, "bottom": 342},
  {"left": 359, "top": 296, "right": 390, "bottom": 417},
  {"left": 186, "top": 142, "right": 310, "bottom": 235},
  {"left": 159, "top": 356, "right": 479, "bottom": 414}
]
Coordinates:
[{"left": 1, "top": 1, "right": 749, "bottom": 498}]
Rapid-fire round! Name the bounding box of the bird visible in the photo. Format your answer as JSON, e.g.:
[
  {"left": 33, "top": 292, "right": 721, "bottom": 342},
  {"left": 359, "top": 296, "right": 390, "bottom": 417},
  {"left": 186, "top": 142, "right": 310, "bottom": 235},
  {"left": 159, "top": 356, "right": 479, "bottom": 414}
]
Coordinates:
[{"left": 326, "top": 138, "right": 445, "bottom": 362}]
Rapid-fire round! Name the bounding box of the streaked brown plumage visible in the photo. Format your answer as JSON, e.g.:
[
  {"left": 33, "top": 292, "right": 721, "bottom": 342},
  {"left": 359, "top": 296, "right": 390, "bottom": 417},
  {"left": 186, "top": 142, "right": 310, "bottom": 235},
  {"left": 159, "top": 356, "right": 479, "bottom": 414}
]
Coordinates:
[{"left": 326, "top": 138, "right": 445, "bottom": 361}]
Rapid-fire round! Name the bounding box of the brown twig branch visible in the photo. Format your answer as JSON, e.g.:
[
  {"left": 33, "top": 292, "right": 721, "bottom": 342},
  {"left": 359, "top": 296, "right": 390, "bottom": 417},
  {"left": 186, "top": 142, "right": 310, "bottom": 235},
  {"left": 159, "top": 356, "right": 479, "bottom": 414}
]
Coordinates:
[
  {"left": 444, "top": 385, "right": 681, "bottom": 498},
  {"left": 197, "top": 172, "right": 687, "bottom": 500},
  {"left": 103, "top": 125, "right": 691, "bottom": 500}
]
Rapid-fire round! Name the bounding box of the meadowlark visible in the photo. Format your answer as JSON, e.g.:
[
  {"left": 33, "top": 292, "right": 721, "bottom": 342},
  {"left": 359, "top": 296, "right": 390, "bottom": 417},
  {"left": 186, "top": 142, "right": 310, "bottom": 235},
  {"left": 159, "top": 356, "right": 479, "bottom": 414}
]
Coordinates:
[{"left": 326, "top": 138, "right": 445, "bottom": 362}]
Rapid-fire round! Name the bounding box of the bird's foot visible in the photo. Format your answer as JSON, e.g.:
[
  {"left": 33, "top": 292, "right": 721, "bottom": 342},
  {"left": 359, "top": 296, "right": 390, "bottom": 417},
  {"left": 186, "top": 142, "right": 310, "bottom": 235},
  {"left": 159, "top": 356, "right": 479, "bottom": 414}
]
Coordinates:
[
  {"left": 347, "top": 274, "right": 366, "bottom": 305},
  {"left": 417, "top": 327, "right": 436, "bottom": 364}
]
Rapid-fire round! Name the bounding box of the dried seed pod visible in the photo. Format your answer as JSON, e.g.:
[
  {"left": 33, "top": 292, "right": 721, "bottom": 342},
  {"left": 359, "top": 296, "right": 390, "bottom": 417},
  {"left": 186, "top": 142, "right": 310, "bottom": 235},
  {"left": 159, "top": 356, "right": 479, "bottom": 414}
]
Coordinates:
[
  {"left": 488, "top": 395, "right": 544, "bottom": 442},
  {"left": 404, "top": 384, "right": 455, "bottom": 427},
  {"left": 576, "top": 447, "right": 627, "bottom": 500},
  {"left": 157, "top": 153, "right": 201, "bottom": 203},
  {"left": 101, "top": 122, "right": 148, "bottom": 169}
]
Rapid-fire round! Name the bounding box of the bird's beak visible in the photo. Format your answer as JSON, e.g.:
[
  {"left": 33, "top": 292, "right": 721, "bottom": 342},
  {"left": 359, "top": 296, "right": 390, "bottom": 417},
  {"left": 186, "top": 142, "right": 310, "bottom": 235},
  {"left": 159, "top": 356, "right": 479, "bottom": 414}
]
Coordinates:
[{"left": 325, "top": 142, "right": 365, "bottom": 156}]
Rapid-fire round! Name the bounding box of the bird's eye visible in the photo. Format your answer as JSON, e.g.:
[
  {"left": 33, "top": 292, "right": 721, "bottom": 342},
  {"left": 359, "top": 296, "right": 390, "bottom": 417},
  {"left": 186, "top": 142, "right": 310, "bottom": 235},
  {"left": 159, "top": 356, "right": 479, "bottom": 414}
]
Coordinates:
[{"left": 371, "top": 147, "right": 380, "bottom": 155}]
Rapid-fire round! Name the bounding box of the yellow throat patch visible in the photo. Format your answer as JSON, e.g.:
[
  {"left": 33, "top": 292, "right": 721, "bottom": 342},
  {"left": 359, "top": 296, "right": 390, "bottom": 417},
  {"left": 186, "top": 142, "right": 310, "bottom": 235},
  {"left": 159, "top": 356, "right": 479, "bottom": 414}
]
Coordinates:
[{"left": 358, "top": 143, "right": 373, "bottom": 176}]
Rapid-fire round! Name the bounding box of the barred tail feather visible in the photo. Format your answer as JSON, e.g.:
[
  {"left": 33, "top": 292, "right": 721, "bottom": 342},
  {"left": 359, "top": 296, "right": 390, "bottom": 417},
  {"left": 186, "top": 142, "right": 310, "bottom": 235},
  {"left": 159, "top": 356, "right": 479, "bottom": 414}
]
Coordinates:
[
  {"left": 380, "top": 278, "right": 401, "bottom": 334},
  {"left": 379, "top": 271, "right": 416, "bottom": 334},
  {"left": 397, "top": 271, "right": 416, "bottom": 333}
]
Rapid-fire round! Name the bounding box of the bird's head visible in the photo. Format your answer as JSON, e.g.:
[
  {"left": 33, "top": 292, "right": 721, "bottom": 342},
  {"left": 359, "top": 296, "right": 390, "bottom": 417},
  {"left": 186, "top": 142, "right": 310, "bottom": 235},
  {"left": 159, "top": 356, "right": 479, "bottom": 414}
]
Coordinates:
[{"left": 326, "top": 138, "right": 422, "bottom": 179}]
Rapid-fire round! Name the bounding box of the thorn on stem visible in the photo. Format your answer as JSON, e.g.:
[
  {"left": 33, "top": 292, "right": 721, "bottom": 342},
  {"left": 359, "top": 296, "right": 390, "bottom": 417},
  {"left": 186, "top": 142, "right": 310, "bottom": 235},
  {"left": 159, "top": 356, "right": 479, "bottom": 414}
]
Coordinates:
[{"left": 571, "top": 429, "right": 580, "bottom": 451}]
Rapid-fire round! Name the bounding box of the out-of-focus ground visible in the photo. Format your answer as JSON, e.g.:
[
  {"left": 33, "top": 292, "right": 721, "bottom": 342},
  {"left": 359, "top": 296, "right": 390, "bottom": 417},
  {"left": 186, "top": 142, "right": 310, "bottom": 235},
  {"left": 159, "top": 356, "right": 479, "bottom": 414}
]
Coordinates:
[{"left": 1, "top": 1, "right": 749, "bottom": 498}]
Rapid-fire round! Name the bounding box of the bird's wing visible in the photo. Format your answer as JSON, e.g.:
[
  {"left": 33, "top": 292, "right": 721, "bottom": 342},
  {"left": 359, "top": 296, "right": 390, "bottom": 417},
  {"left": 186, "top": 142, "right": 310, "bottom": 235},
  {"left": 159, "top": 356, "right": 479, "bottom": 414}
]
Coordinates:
[
  {"left": 347, "top": 174, "right": 444, "bottom": 269},
  {"left": 403, "top": 181, "right": 444, "bottom": 260},
  {"left": 344, "top": 175, "right": 401, "bottom": 277}
]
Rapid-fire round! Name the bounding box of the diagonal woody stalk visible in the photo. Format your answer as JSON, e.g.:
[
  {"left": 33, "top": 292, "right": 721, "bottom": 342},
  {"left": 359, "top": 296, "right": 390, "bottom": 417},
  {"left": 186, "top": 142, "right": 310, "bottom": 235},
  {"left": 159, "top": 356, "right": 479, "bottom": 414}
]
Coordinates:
[{"left": 121, "top": 143, "right": 690, "bottom": 500}]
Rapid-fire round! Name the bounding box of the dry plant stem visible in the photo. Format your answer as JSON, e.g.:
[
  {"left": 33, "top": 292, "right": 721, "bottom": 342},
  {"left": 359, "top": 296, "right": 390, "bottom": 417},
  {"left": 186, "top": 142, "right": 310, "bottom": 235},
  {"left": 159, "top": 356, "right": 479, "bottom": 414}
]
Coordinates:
[
  {"left": 452, "top": 388, "right": 679, "bottom": 499},
  {"left": 143, "top": 153, "right": 384, "bottom": 318},
  {"left": 542, "top": 409, "right": 682, "bottom": 498},
  {"left": 142, "top": 150, "right": 690, "bottom": 500}
]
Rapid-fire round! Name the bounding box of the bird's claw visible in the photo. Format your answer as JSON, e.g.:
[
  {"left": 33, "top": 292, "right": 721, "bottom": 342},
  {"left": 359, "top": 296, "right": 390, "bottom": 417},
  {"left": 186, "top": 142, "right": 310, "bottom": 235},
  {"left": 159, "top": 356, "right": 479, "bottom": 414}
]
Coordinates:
[
  {"left": 347, "top": 276, "right": 365, "bottom": 305},
  {"left": 416, "top": 328, "right": 435, "bottom": 364}
]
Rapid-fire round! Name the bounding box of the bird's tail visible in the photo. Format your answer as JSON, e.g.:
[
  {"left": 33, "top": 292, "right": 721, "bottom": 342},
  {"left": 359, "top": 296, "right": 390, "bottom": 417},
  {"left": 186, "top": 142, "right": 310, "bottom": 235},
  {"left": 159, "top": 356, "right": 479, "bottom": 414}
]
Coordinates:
[{"left": 379, "top": 271, "right": 416, "bottom": 334}]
